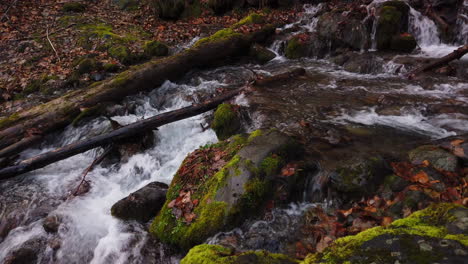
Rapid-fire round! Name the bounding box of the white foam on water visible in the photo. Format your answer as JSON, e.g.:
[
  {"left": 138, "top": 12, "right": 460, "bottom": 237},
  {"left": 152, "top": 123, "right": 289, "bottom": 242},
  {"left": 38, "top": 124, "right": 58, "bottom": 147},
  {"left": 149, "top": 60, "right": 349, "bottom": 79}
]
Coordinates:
[
  {"left": 0, "top": 79, "right": 221, "bottom": 263},
  {"left": 334, "top": 108, "right": 457, "bottom": 139}
]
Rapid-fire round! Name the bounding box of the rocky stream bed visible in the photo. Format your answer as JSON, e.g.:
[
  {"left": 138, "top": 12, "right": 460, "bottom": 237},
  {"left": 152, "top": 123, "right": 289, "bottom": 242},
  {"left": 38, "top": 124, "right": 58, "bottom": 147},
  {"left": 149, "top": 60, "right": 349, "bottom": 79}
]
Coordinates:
[{"left": 0, "top": 0, "right": 467, "bottom": 263}]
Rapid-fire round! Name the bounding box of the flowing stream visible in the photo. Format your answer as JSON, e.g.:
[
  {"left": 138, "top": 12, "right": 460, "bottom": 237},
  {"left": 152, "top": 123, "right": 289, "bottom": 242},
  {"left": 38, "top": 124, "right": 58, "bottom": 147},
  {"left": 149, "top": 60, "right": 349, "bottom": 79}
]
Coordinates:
[{"left": 1, "top": 1, "right": 467, "bottom": 263}]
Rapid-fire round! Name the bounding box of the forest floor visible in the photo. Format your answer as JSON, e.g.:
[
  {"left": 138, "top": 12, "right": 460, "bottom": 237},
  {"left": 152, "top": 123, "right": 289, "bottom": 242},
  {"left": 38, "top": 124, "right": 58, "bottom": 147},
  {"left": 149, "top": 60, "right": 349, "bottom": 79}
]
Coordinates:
[{"left": 0, "top": 0, "right": 297, "bottom": 114}]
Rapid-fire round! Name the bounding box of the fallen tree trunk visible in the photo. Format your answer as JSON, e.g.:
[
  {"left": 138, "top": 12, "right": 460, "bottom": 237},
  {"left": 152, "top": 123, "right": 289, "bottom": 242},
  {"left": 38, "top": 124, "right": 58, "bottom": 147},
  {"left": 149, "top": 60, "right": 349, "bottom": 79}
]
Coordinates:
[
  {"left": 408, "top": 45, "right": 468, "bottom": 80},
  {"left": 0, "top": 87, "right": 244, "bottom": 180},
  {"left": 0, "top": 24, "right": 275, "bottom": 152}
]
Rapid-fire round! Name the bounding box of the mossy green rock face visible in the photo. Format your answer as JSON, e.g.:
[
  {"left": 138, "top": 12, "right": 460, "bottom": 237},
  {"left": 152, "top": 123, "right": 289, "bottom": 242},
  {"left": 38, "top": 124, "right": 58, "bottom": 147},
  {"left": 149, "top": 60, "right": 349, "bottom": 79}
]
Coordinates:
[
  {"left": 376, "top": 1, "right": 409, "bottom": 51},
  {"left": 181, "top": 244, "right": 299, "bottom": 264},
  {"left": 390, "top": 34, "right": 417, "bottom": 52},
  {"left": 108, "top": 46, "right": 133, "bottom": 65},
  {"left": 211, "top": 103, "right": 241, "bottom": 140},
  {"left": 150, "top": 130, "right": 297, "bottom": 250},
  {"left": 329, "top": 156, "right": 390, "bottom": 196},
  {"left": 143, "top": 40, "right": 169, "bottom": 57},
  {"left": 409, "top": 145, "right": 459, "bottom": 172},
  {"left": 250, "top": 44, "right": 276, "bottom": 64},
  {"left": 285, "top": 35, "right": 309, "bottom": 59},
  {"left": 304, "top": 203, "right": 468, "bottom": 264}
]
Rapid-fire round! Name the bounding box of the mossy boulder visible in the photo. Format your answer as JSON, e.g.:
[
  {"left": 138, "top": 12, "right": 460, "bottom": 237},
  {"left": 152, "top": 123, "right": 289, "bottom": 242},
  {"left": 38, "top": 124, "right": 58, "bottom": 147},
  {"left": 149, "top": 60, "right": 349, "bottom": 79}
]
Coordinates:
[
  {"left": 249, "top": 44, "right": 276, "bottom": 64},
  {"left": 329, "top": 156, "right": 390, "bottom": 197},
  {"left": 285, "top": 34, "right": 310, "bottom": 59},
  {"left": 150, "top": 130, "right": 299, "bottom": 249},
  {"left": 304, "top": 203, "right": 468, "bottom": 264},
  {"left": 408, "top": 145, "right": 459, "bottom": 172},
  {"left": 233, "top": 13, "right": 266, "bottom": 28},
  {"left": 143, "top": 40, "right": 169, "bottom": 57},
  {"left": 62, "top": 2, "right": 86, "bottom": 12},
  {"left": 390, "top": 34, "right": 417, "bottom": 52},
  {"left": 376, "top": 1, "right": 409, "bottom": 51},
  {"left": 77, "top": 58, "right": 99, "bottom": 74},
  {"left": 181, "top": 244, "right": 299, "bottom": 264},
  {"left": 108, "top": 45, "right": 133, "bottom": 65},
  {"left": 152, "top": 0, "right": 185, "bottom": 20},
  {"left": 316, "top": 12, "right": 371, "bottom": 52},
  {"left": 112, "top": 0, "right": 139, "bottom": 10},
  {"left": 211, "top": 103, "right": 241, "bottom": 140}
]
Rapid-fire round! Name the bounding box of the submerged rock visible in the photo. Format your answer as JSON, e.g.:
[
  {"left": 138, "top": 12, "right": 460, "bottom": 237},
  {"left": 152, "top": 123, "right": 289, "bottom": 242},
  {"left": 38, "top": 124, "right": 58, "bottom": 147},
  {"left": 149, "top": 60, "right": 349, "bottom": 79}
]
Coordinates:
[
  {"left": 150, "top": 129, "right": 303, "bottom": 249},
  {"left": 42, "top": 214, "right": 61, "bottom": 233},
  {"left": 250, "top": 44, "right": 276, "bottom": 64},
  {"left": 111, "top": 182, "right": 168, "bottom": 222}
]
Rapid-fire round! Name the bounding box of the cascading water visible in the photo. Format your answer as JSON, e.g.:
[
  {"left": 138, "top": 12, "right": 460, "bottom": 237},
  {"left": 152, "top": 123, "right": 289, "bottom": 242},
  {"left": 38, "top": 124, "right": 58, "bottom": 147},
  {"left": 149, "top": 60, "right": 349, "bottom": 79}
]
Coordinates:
[
  {"left": 1, "top": 2, "right": 467, "bottom": 263},
  {"left": 0, "top": 77, "right": 221, "bottom": 263}
]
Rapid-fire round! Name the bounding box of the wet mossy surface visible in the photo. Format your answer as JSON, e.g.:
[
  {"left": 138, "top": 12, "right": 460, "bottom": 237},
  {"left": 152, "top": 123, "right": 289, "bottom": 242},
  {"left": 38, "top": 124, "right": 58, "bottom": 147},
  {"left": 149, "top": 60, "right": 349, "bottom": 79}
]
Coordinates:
[
  {"left": 62, "top": 2, "right": 87, "bottom": 13},
  {"left": 304, "top": 203, "right": 468, "bottom": 264},
  {"left": 181, "top": 244, "right": 299, "bottom": 264},
  {"left": 285, "top": 36, "right": 308, "bottom": 59},
  {"left": 150, "top": 130, "right": 297, "bottom": 250},
  {"left": 211, "top": 103, "right": 241, "bottom": 140},
  {"left": 143, "top": 41, "right": 169, "bottom": 57}
]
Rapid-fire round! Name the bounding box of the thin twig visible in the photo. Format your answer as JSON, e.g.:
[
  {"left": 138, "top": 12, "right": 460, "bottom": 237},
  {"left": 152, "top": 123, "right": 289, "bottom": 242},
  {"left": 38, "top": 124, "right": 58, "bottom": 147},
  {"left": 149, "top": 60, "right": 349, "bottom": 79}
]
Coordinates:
[
  {"left": 46, "top": 26, "right": 60, "bottom": 61},
  {"left": 72, "top": 144, "right": 113, "bottom": 196},
  {"left": 0, "top": 0, "right": 18, "bottom": 22}
]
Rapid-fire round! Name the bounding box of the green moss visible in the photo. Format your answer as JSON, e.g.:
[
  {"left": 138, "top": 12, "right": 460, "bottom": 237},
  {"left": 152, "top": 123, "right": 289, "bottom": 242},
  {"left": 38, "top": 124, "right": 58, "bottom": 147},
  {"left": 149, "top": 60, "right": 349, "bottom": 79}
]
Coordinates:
[
  {"left": 181, "top": 244, "right": 299, "bottom": 264},
  {"left": 233, "top": 13, "right": 265, "bottom": 28},
  {"left": 0, "top": 113, "right": 20, "bottom": 129},
  {"left": 181, "top": 0, "right": 203, "bottom": 18},
  {"left": 77, "top": 58, "right": 98, "bottom": 74},
  {"left": 103, "top": 63, "right": 120, "bottom": 72},
  {"left": 248, "top": 129, "right": 263, "bottom": 142},
  {"left": 211, "top": 103, "right": 240, "bottom": 140},
  {"left": 24, "top": 79, "right": 43, "bottom": 94},
  {"left": 144, "top": 41, "right": 169, "bottom": 57},
  {"left": 376, "top": 6, "right": 402, "bottom": 50},
  {"left": 194, "top": 28, "right": 242, "bottom": 47},
  {"left": 285, "top": 36, "right": 308, "bottom": 59},
  {"left": 108, "top": 46, "right": 132, "bottom": 64},
  {"left": 260, "top": 155, "right": 282, "bottom": 177},
  {"left": 62, "top": 2, "right": 86, "bottom": 12},
  {"left": 309, "top": 203, "right": 467, "bottom": 264}
]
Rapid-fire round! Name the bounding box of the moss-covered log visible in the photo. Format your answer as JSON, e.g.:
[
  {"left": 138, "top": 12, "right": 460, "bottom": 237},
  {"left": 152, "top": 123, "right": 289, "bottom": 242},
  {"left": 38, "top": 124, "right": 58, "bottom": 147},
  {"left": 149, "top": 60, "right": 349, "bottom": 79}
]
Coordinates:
[{"left": 0, "top": 20, "right": 276, "bottom": 155}]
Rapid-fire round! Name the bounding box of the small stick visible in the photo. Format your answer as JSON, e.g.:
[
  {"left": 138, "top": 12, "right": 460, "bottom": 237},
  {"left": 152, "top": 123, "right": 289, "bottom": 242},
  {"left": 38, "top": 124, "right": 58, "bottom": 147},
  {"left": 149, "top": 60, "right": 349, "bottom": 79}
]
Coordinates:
[
  {"left": 0, "top": 0, "right": 18, "bottom": 22},
  {"left": 72, "top": 145, "right": 113, "bottom": 196},
  {"left": 46, "top": 26, "right": 60, "bottom": 61}
]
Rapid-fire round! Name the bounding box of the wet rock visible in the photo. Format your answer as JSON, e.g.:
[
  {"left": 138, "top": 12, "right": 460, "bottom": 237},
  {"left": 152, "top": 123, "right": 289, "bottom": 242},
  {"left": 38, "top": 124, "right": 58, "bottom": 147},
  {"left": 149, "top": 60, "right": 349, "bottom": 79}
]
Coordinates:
[
  {"left": 408, "top": 145, "right": 459, "bottom": 172},
  {"left": 208, "top": 0, "right": 234, "bottom": 14},
  {"left": 181, "top": 244, "right": 298, "bottom": 264},
  {"left": 329, "top": 156, "right": 390, "bottom": 197},
  {"left": 211, "top": 103, "right": 242, "bottom": 140},
  {"left": 151, "top": 0, "right": 185, "bottom": 19},
  {"left": 342, "top": 52, "right": 384, "bottom": 74},
  {"left": 390, "top": 34, "right": 417, "bottom": 53},
  {"left": 376, "top": 1, "right": 410, "bottom": 51},
  {"left": 111, "top": 182, "right": 168, "bottom": 222},
  {"left": 42, "top": 214, "right": 61, "bottom": 233},
  {"left": 4, "top": 237, "right": 46, "bottom": 264},
  {"left": 150, "top": 130, "right": 302, "bottom": 249},
  {"left": 388, "top": 190, "right": 431, "bottom": 217},
  {"left": 284, "top": 34, "right": 311, "bottom": 59},
  {"left": 249, "top": 44, "right": 276, "bottom": 64},
  {"left": 306, "top": 203, "right": 468, "bottom": 264},
  {"left": 144, "top": 41, "right": 169, "bottom": 57},
  {"left": 112, "top": 0, "right": 139, "bottom": 10}
]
